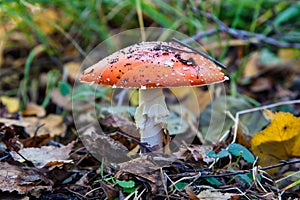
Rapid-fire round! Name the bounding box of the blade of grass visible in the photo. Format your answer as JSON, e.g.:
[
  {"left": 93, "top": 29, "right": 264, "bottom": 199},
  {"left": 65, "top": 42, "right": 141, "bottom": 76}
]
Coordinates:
[
  {"left": 42, "top": 69, "right": 60, "bottom": 108},
  {"left": 132, "top": 0, "right": 173, "bottom": 27},
  {"left": 20, "top": 45, "right": 45, "bottom": 111},
  {"left": 135, "top": 0, "right": 146, "bottom": 41}
]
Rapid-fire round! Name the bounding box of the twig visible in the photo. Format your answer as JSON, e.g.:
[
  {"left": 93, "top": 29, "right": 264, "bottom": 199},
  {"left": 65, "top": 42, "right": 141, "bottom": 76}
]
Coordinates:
[
  {"left": 169, "top": 159, "right": 300, "bottom": 180},
  {"left": 193, "top": 10, "right": 300, "bottom": 49},
  {"left": 181, "top": 29, "right": 218, "bottom": 44},
  {"left": 172, "top": 38, "right": 227, "bottom": 69},
  {"left": 261, "top": 159, "right": 300, "bottom": 171},
  {"left": 115, "top": 130, "right": 152, "bottom": 152},
  {"left": 33, "top": 123, "right": 45, "bottom": 137},
  {"left": 0, "top": 151, "right": 10, "bottom": 161},
  {"left": 196, "top": 159, "right": 300, "bottom": 180},
  {"left": 160, "top": 169, "right": 170, "bottom": 199}
]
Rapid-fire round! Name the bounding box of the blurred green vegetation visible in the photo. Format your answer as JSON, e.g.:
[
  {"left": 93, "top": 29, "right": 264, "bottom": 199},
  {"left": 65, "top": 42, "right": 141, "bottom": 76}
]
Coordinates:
[
  {"left": 2, "top": 0, "right": 299, "bottom": 53},
  {"left": 1, "top": 0, "right": 300, "bottom": 108}
]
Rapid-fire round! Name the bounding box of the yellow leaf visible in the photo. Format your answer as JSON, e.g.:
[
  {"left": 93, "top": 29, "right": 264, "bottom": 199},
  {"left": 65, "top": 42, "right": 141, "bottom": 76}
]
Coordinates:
[
  {"left": 251, "top": 110, "right": 300, "bottom": 174},
  {"left": 0, "top": 96, "right": 20, "bottom": 113},
  {"left": 278, "top": 48, "right": 300, "bottom": 61}
]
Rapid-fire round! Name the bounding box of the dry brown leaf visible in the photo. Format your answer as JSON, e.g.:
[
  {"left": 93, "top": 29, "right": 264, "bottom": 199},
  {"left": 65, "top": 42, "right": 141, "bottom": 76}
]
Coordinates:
[
  {"left": 24, "top": 114, "right": 66, "bottom": 137},
  {"left": 10, "top": 142, "right": 74, "bottom": 168},
  {"left": 80, "top": 126, "right": 130, "bottom": 163},
  {"left": 243, "top": 52, "right": 260, "bottom": 78},
  {"left": 250, "top": 77, "right": 272, "bottom": 92},
  {"left": 236, "top": 124, "right": 251, "bottom": 148},
  {"left": 251, "top": 110, "right": 300, "bottom": 174},
  {"left": 100, "top": 181, "right": 119, "bottom": 200},
  {"left": 20, "top": 134, "right": 51, "bottom": 148},
  {"left": 196, "top": 189, "right": 234, "bottom": 200},
  {"left": 101, "top": 114, "right": 139, "bottom": 139},
  {"left": 0, "top": 118, "right": 30, "bottom": 127},
  {"left": 22, "top": 102, "right": 46, "bottom": 117},
  {"left": 185, "top": 186, "right": 199, "bottom": 200},
  {"left": 0, "top": 162, "right": 51, "bottom": 196},
  {"left": 116, "top": 156, "right": 164, "bottom": 194},
  {"left": 173, "top": 145, "right": 214, "bottom": 164}
]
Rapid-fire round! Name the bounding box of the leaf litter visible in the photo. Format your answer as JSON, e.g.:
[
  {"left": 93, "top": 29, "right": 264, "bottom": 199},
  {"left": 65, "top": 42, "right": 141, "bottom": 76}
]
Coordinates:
[{"left": 1, "top": 3, "right": 300, "bottom": 199}]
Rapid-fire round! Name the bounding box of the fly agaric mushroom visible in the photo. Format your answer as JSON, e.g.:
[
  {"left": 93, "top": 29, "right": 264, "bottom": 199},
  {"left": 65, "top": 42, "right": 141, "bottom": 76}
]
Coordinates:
[{"left": 80, "top": 41, "right": 227, "bottom": 151}]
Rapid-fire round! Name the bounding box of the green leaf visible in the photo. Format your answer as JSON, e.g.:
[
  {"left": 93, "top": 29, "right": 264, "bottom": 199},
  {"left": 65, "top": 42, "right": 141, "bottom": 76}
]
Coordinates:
[
  {"left": 228, "top": 143, "right": 255, "bottom": 163},
  {"left": 175, "top": 182, "right": 188, "bottom": 190},
  {"left": 237, "top": 173, "right": 253, "bottom": 186},
  {"left": 59, "top": 81, "right": 72, "bottom": 96},
  {"left": 206, "top": 149, "right": 230, "bottom": 159},
  {"left": 205, "top": 177, "right": 222, "bottom": 186},
  {"left": 116, "top": 179, "right": 135, "bottom": 189},
  {"left": 123, "top": 187, "right": 136, "bottom": 193}
]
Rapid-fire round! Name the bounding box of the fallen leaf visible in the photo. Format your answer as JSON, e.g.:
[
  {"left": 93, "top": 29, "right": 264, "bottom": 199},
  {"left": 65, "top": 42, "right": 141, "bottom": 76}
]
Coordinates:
[
  {"left": 64, "top": 62, "right": 81, "bottom": 80},
  {"left": 0, "top": 162, "right": 51, "bottom": 196},
  {"left": 196, "top": 189, "right": 234, "bottom": 200},
  {"left": 116, "top": 156, "right": 164, "bottom": 194},
  {"left": 0, "top": 96, "right": 20, "bottom": 113},
  {"left": 250, "top": 77, "right": 273, "bottom": 92},
  {"left": 251, "top": 110, "right": 300, "bottom": 174},
  {"left": 100, "top": 181, "right": 119, "bottom": 200},
  {"left": 20, "top": 134, "right": 51, "bottom": 148},
  {"left": 10, "top": 142, "right": 74, "bottom": 168},
  {"left": 0, "top": 118, "right": 30, "bottom": 127},
  {"left": 278, "top": 48, "right": 300, "bottom": 61},
  {"left": 0, "top": 125, "right": 22, "bottom": 151},
  {"left": 24, "top": 114, "right": 66, "bottom": 137},
  {"left": 243, "top": 52, "right": 260, "bottom": 78},
  {"left": 101, "top": 114, "right": 139, "bottom": 139},
  {"left": 185, "top": 186, "right": 199, "bottom": 200},
  {"left": 80, "top": 126, "right": 129, "bottom": 163},
  {"left": 243, "top": 49, "right": 298, "bottom": 81},
  {"left": 173, "top": 145, "right": 214, "bottom": 164},
  {"left": 22, "top": 102, "right": 46, "bottom": 117}
]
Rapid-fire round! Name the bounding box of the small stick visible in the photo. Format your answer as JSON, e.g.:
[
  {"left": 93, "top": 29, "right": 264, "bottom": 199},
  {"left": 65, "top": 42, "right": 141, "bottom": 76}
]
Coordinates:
[{"left": 172, "top": 37, "right": 227, "bottom": 69}]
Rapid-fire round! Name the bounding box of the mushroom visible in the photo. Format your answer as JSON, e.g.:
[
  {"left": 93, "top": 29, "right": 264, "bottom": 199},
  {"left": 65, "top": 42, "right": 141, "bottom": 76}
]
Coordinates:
[{"left": 80, "top": 41, "right": 227, "bottom": 152}]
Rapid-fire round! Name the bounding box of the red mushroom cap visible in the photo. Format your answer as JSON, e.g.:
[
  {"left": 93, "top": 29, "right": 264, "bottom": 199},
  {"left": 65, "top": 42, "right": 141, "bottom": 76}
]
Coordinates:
[{"left": 80, "top": 41, "right": 227, "bottom": 88}]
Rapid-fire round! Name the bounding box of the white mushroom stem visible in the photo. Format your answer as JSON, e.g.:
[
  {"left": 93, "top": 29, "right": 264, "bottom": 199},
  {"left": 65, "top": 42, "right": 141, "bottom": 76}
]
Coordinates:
[{"left": 135, "top": 88, "right": 169, "bottom": 150}]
